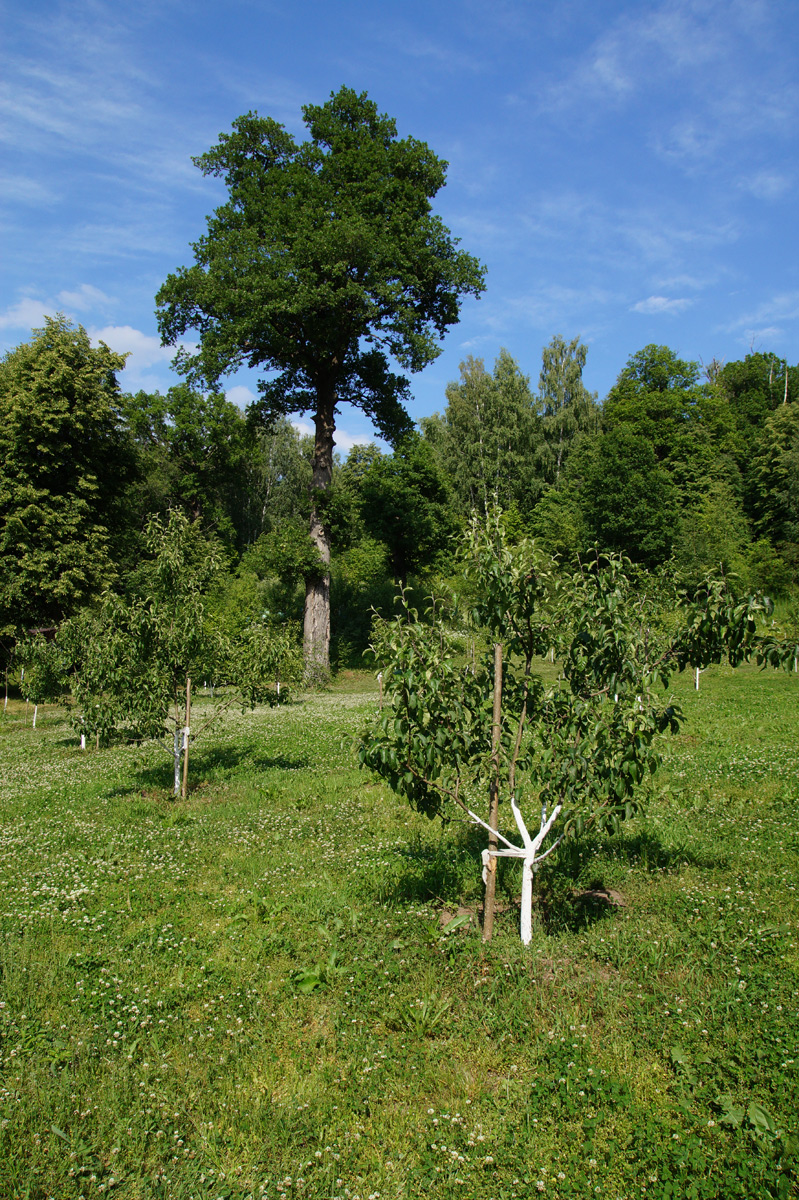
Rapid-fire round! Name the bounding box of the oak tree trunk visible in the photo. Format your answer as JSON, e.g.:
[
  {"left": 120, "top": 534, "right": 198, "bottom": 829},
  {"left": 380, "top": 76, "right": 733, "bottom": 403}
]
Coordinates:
[{"left": 304, "top": 386, "right": 335, "bottom": 673}]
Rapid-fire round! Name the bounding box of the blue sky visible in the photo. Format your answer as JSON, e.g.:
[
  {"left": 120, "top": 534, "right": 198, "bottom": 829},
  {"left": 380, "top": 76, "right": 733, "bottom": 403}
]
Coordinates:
[{"left": 2, "top": 0, "right": 797, "bottom": 452}]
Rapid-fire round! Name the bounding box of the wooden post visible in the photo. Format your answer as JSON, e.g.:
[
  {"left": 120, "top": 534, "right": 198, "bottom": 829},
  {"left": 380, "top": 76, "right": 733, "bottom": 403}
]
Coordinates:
[
  {"left": 483, "top": 642, "right": 503, "bottom": 942},
  {"left": 181, "top": 676, "right": 191, "bottom": 800}
]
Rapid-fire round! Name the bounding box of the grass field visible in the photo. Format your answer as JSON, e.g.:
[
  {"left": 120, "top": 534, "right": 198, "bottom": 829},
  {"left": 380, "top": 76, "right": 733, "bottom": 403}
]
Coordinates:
[{"left": 0, "top": 663, "right": 797, "bottom": 1200}]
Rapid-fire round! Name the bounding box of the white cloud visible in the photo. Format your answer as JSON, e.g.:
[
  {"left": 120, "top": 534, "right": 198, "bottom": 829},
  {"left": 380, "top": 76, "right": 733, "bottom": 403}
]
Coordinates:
[
  {"left": 0, "top": 173, "right": 56, "bottom": 205},
  {"left": 226, "top": 385, "right": 256, "bottom": 409},
  {"left": 0, "top": 296, "right": 51, "bottom": 331},
  {"left": 0, "top": 285, "right": 115, "bottom": 338},
  {"left": 291, "top": 419, "right": 314, "bottom": 440},
  {"left": 90, "top": 324, "right": 173, "bottom": 368},
  {"left": 333, "top": 429, "right": 372, "bottom": 454},
  {"left": 631, "top": 295, "right": 694, "bottom": 315},
  {"left": 653, "top": 273, "right": 714, "bottom": 292},
  {"left": 740, "top": 326, "right": 783, "bottom": 348},
  {"left": 57, "top": 283, "right": 114, "bottom": 311},
  {"left": 290, "top": 419, "right": 371, "bottom": 455},
  {"left": 738, "top": 171, "right": 791, "bottom": 200},
  {"left": 719, "top": 291, "right": 799, "bottom": 349},
  {"left": 89, "top": 324, "right": 197, "bottom": 389},
  {"left": 723, "top": 291, "right": 799, "bottom": 333}
]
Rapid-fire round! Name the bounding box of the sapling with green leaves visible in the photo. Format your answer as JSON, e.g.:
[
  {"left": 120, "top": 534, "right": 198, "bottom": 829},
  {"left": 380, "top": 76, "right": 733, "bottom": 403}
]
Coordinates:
[
  {"left": 62, "top": 510, "right": 302, "bottom": 793},
  {"left": 361, "top": 509, "right": 769, "bottom": 943},
  {"left": 15, "top": 634, "right": 69, "bottom": 729}
]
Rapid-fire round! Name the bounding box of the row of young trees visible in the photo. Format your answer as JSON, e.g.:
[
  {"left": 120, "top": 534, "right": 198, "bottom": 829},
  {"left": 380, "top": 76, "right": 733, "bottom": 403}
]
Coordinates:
[{"left": 13, "top": 509, "right": 303, "bottom": 794}]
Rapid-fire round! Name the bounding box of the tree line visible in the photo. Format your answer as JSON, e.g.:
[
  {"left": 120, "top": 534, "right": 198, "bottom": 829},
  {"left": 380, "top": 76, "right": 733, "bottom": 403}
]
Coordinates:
[
  {"left": 2, "top": 84, "right": 798, "bottom": 683},
  {"left": 1, "top": 314, "right": 797, "bottom": 673}
]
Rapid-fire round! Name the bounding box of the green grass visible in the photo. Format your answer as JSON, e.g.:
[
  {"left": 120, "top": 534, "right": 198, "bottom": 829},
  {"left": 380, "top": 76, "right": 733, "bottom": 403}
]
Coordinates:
[{"left": 0, "top": 664, "right": 797, "bottom": 1199}]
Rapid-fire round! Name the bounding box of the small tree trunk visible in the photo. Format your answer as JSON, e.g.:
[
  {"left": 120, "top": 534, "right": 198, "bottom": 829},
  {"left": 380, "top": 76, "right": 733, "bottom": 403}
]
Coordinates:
[
  {"left": 181, "top": 676, "right": 191, "bottom": 800},
  {"left": 483, "top": 643, "right": 503, "bottom": 942},
  {"left": 32, "top": 703, "right": 38, "bottom": 729},
  {"left": 695, "top": 666, "right": 700, "bottom": 691},
  {"left": 80, "top": 731, "right": 86, "bottom": 750},
  {"left": 173, "top": 728, "right": 181, "bottom": 796},
  {"left": 520, "top": 858, "right": 534, "bottom": 945}
]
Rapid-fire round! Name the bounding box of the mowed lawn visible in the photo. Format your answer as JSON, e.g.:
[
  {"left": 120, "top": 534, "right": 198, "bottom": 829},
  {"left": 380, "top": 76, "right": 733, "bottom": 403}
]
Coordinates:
[{"left": 0, "top": 663, "right": 797, "bottom": 1200}]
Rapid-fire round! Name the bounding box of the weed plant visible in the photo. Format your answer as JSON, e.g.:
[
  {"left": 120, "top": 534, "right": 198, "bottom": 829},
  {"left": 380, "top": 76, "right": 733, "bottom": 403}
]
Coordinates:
[{"left": 0, "top": 665, "right": 796, "bottom": 1199}]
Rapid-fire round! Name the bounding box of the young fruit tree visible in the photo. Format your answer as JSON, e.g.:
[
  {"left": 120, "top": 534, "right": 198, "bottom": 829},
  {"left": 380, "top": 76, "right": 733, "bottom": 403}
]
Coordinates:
[
  {"left": 62, "top": 510, "right": 302, "bottom": 794},
  {"left": 156, "top": 86, "right": 485, "bottom": 674},
  {"left": 360, "top": 511, "right": 769, "bottom": 944}
]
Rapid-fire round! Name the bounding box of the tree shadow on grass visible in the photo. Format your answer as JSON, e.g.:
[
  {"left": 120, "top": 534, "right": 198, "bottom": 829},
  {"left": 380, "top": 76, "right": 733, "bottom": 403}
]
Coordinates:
[
  {"left": 360, "top": 816, "right": 730, "bottom": 935},
  {"left": 128, "top": 744, "right": 311, "bottom": 794},
  {"left": 607, "top": 828, "right": 729, "bottom": 873}
]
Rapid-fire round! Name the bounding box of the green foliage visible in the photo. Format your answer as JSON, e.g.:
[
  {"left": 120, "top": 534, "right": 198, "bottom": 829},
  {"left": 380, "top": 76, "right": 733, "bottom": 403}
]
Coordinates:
[
  {"left": 528, "top": 485, "right": 586, "bottom": 562},
  {"left": 603, "top": 344, "right": 735, "bottom": 500},
  {"left": 751, "top": 400, "right": 799, "bottom": 554},
  {"left": 579, "top": 425, "right": 679, "bottom": 567},
  {"left": 536, "top": 334, "right": 599, "bottom": 486},
  {"left": 361, "top": 510, "right": 772, "bottom": 867},
  {"left": 428, "top": 349, "right": 541, "bottom": 517},
  {"left": 59, "top": 511, "right": 303, "bottom": 761},
  {"left": 674, "top": 478, "right": 752, "bottom": 587},
  {"left": 15, "top": 633, "right": 69, "bottom": 707},
  {"left": 358, "top": 434, "right": 457, "bottom": 581},
  {"left": 0, "top": 315, "right": 132, "bottom": 635},
  {"left": 119, "top": 384, "right": 253, "bottom": 552},
  {"left": 157, "top": 88, "right": 485, "bottom": 409}
]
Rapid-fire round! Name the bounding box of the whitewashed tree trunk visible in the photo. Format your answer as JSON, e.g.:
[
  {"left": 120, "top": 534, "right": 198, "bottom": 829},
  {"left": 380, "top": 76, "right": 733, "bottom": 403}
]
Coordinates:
[
  {"left": 173, "top": 728, "right": 181, "bottom": 796},
  {"left": 474, "top": 796, "right": 564, "bottom": 945},
  {"left": 32, "top": 704, "right": 38, "bottom": 729},
  {"left": 181, "top": 677, "right": 191, "bottom": 800}
]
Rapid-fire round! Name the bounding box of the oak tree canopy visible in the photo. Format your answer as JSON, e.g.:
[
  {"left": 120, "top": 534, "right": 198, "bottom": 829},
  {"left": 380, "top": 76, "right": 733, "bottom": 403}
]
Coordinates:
[{"left": 156, "top": 86, "right": 485, "bottom": 670}]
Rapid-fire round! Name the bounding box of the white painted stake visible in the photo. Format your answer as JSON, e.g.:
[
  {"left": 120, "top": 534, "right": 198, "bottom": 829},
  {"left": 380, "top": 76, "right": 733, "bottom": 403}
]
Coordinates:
[
  {"left": 695, "top": 666, "right": 700, "bottom": 690},
  {"left": 80, "top": 732, "right": 86, "bottom": 750},
  {"left": 33, "top": 704, "right": 38, "bottom": 728}
]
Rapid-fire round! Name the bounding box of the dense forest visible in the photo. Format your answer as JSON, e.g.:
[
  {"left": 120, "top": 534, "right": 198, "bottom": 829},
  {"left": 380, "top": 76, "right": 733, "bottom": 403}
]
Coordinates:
[{"left": 1, "top": 315, "right": 798, "bottom": 673}]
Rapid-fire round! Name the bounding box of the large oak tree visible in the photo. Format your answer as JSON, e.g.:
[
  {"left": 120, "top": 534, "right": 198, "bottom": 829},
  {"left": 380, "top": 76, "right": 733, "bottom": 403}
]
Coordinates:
[{"left": 156, "top": 86, "right": 485, "bottom": 671}]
